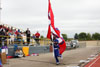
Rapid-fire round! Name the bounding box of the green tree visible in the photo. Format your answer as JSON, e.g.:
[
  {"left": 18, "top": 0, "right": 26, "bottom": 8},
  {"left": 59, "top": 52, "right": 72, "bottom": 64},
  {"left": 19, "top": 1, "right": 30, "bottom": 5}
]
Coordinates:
[
  {"left": 78, "top": 32, "right": 87, "bottom": 40},
  {"left": 62, "top": 34, "right": 67, "bottom": 41},
  {"left": 74, "top": 33, "right": 78, "bottom": 39},
  {"left": 86, "top": 33, "right": 92, "bottom": 40},
  {"left": 40, "top": 35, "right": 44, "bottom": 39},
  {"left": 92, "top": 33, "right": 100, "bottom": 40}
]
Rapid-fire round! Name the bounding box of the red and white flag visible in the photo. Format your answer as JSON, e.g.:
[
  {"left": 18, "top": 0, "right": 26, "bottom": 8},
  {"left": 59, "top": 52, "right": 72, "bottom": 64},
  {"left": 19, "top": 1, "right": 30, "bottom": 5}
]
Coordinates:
[
  {"left": 48, "top": 0, "right": 55, "bottom": 29},
  {"left": 52, "top": 32, "right": 66, "bottom": 55},
  {"left": 47, "top": 0, "right": 66, "bottom": 55},
  {"left": 47, "top": 24, "right": 51, "bottom": 39}
]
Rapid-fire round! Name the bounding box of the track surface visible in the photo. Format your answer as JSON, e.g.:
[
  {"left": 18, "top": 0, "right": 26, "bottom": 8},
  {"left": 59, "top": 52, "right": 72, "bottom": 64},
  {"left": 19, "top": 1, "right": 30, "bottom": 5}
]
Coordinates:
[
  {"left": 4, "top": 46, "right": 100, "bottom": 67},
  {"left": 85, "top": 54, "right": 100, "bottom": 67}
]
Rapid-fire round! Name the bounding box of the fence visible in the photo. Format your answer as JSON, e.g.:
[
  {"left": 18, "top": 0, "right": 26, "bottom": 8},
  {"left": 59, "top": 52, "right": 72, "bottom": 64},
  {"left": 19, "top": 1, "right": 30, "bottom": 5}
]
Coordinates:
[
  {"left": 78, "top": 41, "right": 86, "bottom": 48},
  {"left": 0, "top": 35, "right": 51, "bottom": 46},
  {"left": 2, "top": 35, "right": 100, "bottom": 47},
  {"left": 79, "top": 40, "right": 100, "bottom": 47}
]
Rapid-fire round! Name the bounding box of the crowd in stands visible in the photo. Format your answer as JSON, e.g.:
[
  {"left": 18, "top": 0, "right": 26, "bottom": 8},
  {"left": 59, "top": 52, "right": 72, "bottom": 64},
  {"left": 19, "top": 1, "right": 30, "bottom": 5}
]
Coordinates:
[{"left": 0, "top": 24, "right": 40, "bottom": 46}]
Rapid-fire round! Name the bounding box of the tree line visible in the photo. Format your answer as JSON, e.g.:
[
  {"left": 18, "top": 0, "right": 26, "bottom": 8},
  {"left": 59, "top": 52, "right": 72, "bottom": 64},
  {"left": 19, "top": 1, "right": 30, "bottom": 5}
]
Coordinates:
[
  {"left": 62, "top": 32, "right": 100, "bottom": 41},
  {"left": 74, "top": 32, "right": 100, "bottom": 40}
]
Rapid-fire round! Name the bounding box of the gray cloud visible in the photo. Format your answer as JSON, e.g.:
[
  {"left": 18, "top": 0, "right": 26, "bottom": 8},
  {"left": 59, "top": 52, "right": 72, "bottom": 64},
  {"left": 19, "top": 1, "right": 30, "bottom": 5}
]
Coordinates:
[{"left": 1, "top": 0, "right": 100, "bottom": 38}]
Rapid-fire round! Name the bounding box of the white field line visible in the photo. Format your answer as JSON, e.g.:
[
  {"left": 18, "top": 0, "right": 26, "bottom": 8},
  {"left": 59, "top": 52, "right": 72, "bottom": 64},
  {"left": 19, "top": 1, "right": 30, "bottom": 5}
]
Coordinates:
[{"left": 88, "top": 56, "right": 100, "bottom": 67}]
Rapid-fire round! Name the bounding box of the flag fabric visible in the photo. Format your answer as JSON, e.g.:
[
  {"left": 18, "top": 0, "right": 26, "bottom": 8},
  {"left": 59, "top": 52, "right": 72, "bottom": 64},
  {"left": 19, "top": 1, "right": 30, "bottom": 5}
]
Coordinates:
[
  {"left": 59, "top": 38, "right": 66, "bottom": 54},
  {"left": 47, "top": 24, "right": 51, "bottom": 39},
  {"left": 48, "top": 0, "right": 60, "bottom": 37},
  {"left": 48, "top": 0, "right": 51, "bottom": 20},
  {"left": 52, "top": 32, "right": 66, "bottom": 55},
  {"left": 47, "top": 0, "right": 66, "bottom": 55},
  {"left": 54, "top": 28, "right": 60, "bottom": 37},
  {"left": 48, "top": 0, "right": 55, "bottom": 29}
]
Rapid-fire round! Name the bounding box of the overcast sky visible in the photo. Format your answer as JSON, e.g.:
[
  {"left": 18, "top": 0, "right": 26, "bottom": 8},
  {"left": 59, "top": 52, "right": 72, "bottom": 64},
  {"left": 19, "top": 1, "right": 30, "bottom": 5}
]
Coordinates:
[{"left": 1, "top": 0, "right": 100, "bottom": 38}]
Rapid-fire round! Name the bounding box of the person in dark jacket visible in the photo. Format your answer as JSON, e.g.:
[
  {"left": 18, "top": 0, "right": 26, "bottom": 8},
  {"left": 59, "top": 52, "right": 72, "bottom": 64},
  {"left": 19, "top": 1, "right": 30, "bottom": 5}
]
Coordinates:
[
  {"left": 0, "top": 25, "right": 6, "bottom": 47},
  {"left": 25, "top": 28, "right": 31, "bottom": 45}
]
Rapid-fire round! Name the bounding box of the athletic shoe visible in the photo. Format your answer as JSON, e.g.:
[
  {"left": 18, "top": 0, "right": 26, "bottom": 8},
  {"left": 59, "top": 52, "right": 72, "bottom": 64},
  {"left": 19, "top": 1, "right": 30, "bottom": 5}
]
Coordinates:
[
  {"left": 56, "top": 62, "right": 59, "bottom": 65},
  {"left": 60, "top": 55, "right": 63, "bottom": 59}
]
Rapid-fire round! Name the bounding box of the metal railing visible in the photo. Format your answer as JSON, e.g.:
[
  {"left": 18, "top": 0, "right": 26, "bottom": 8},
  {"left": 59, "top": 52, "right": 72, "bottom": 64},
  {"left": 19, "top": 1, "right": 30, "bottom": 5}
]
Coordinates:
[{"left": 0, "top": 35, "right": 51, "bottom": 46}]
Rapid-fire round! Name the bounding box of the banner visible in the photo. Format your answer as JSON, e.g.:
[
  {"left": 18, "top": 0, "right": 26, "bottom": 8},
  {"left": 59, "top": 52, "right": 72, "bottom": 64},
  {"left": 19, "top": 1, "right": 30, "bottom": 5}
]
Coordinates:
[{"left": 47, "top": 0, "right": 66, "bottom": 55}]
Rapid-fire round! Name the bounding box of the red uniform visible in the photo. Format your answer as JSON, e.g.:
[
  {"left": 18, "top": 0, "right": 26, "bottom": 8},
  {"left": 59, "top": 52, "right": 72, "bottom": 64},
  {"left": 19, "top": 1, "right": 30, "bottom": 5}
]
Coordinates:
[
  {"left": 35, "top": 32, "right": 40, "bottom": 38},
  {"left": 35, "top": 32, "right": 40, "bottom": 45}
]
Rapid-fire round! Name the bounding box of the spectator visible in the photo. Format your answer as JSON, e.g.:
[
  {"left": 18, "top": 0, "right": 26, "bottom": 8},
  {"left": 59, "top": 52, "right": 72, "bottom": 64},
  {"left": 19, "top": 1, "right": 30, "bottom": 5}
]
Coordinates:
[
  {"left": 14, "top": 29, "right": 19, "bottom": 36},
  {"left": 13, "top": 44, "right": 24, "bottom": 58},
  {"left": 17, "top": 32, "right": 22, "bottom": 44},
  {"left": 9, "top": 32, "right": 15, "bottom": 45},
  {"left": 21, "top": 32, "right": 27, "bottom": 45},
  {"left": 6, "top": 27, "right": 10, "bottom": 32},
  {"left": 18, "top": 29, "right": 21, "bottom": 33},
  {"left": 14, "top": 49, "right": 24, "bottom": 58},
  {"left": 13, "top": 44, "right": 18, "bottom": 57},
  {"left": 32, "top": 34, "right": 36, "bottom": 46},
  {"left": 0, "top": 25, "right": 6, "bottom": 46},
  {"left": 25, "top": 28, "right": 31, "bottom": 45},
  {"left": 32, "top": 34, "right": 36, "bottom": 39},
  {"left": 35, "top": 31, "right": 40, "bottom": 45},
  {"left": 14, "top": 44, "right": 18, "bottom": 51}
]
